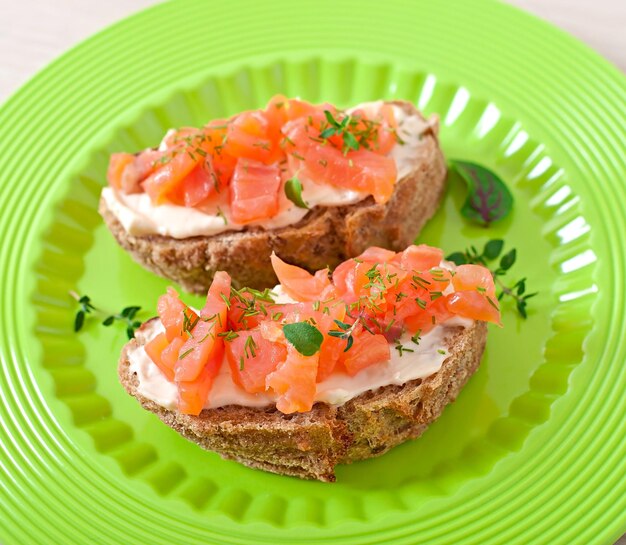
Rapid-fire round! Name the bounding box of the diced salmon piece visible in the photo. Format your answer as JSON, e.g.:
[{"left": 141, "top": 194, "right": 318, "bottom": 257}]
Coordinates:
[
  {"left": 156, "top": 287, "right": 199, "bottom": 342},
  {"left": 144, "top": 332, "right": 175, "bottom": 381},
  {"left": 208, "top": 270, "right": 232, "bottom": 301},
  {"left": 225, "top": 329, "right": 287, "bottom": 393},
  {"left": 174, "top": 272, "right": 231, "bottom": 382},
  {"left": 228, "top": 294, "right": 266, "bottom": 331},
  {"left": 332, "top": 247, "right": 398, "bottom": 301},
  {"left": 266, "top": 345, "right": 319, "bottom": 414},
  {"left": 161, "top": 336, "right": 186, "bottom": 372},
  {"left": 440, "top": 264, "right": 500, "bottom": 325},
  {"left": 142, "top": 149, "right": 199, "bottom": 204},
  {"left": 316, "top": 305, "right": 348, "bottom": 381},
  {"left": 358, "top": 247, "right": 397, "bottom": 263},
  {"left": 331, "top": 260, "right": 358, "bottom": 299},
  {"left": 347, "top": 150, "right": 397, "bottom": 203},
  {"left": 352, "top": 261, "right": 407, "bottom": 297},
  {"left": 177, "top": 341, "right": 225, "bottom": 416},
  {"left": 317, "top": 334, "right": 345, "bottom": 382},
  {"left": 373, "top": 103, "right": 399, "bottom": 154},
  {"left": 386, "top": 268, "right": 454, "bottom": 332},
  {"left": 341, "top": 332, "right": 390, "bottom": 376},
  {"left": 107, "top": 150, "right": 163, "bottom": 194},
  {"left": 161, "top": 127, "right": 201, "bottom": 149},
  {"left": 393, "top": 244, "right": 444, "bottom": 271},
  {"left": 177, "top": 161, "right": 218, "bottom": 207},
  {"left": 445, "top": 291, "right": 501, "bottom": 324},
  {"left": 282, "top": 303, "right": 347, "bottom": 382},
  {"left": 174, "top": 318, "right": 221, "bottom": 382},
  {"left": 224, "top": 110, "right": 282, "bottom": 165},
  {"left": 107, "top": 153, "right": 136, "bottom": 191},
  {"left": 270, "top": 253, "right": 330, "bottom": 302},
  {"left": 452, "top": 264, "right": 496, "bottom": 296},
  {"left": 403, "top": 297, "right": 454, "bottom": 332},
  {"left": 229, "top": 159, "right": 281, "bottom": 223},
  {"left": 258, "top": 319, "right": 286, "bottom": 343}
]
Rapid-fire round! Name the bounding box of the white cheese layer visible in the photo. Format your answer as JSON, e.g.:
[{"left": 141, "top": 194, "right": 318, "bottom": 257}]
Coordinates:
[{"left": 102, "top": 102, "right": 437, "bottom": 239}]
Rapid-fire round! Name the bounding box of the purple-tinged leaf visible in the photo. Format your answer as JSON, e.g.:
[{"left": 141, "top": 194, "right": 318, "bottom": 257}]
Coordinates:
[{"left": 450, "top": 160, "right": 513, "bottom": 226}]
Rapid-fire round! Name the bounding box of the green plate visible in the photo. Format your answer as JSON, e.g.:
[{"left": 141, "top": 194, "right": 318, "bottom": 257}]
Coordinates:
[{"left": 1, "top": 0, "right": 625, "bottom": 543}]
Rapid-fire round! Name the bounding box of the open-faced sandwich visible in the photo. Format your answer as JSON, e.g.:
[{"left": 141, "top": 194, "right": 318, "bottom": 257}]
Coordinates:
[
  {"left": 119, "top": 244, "right": 500, "bottom": 481},
  {"left": 100, "top": 96, "right": 447, "bottom": 293}
]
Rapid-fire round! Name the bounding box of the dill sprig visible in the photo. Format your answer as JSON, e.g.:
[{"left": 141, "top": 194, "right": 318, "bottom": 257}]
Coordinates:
[
  {"left": 229, "top": 286, "right": 276, "bottom": 328},
  {"left": 70, "top": 291, "right": 143, "bottom": 339},
  {"left": 394, "top": 340, "right": 415, "bottom": 357},
  {"left": 446, "top": 239, "right": 538, "bottom": 319}
]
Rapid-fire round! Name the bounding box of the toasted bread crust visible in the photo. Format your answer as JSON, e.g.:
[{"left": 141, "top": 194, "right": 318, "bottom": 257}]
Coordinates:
[
  {"left": 118, "top": 320, "right": 487, "bottom": 482},
  {"left": 100, "top": 101, "right": 447, "bottom": 293}
]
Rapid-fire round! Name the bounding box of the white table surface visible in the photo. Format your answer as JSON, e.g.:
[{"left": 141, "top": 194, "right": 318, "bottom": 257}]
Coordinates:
[
  {"left": 1, "top": 1, "right": 624, "bottom": 543},
  {"left": 1, "top": 0, "right": 625, "bottom": 102}
]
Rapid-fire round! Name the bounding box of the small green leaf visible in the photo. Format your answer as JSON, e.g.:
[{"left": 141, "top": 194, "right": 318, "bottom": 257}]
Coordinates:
[
  {"left": 74, "top": 311, "right": 85, "bottom": 332},
  {"left": 499, "top": 249, "right": 517, "bottom": 271},
  {"left": 343, "top": 131, "right": 359, "bottom": 151},
  {"left": 333, "top": 319, "right": 351, "bottom": 331},
  {"left": 323, "top": 109, "right": 340, "bottom": 128},
  {"left": 121, "top": 306, "right": 141, "bottom": 318},
  {"left": 319, "top": 127, "right": 336, "bottom": 138},
  {"left": 446, "top": 251, "right": 467, "bottom": 266},
  {"left": 284, "top": 177, "right": 309, "bottom": 209},
  {"left": 483, "top": 239, "right": 504, "bottom": 260},
  {"left": 102, "top": 316, "right": 115, "bottom": 326},
  {"left": 450, "top": 160, "right": 513, "bottom": 226},
  {"left": 344, "top": 335, "right": 354, "bottom": 352},
  {"left": 516, "top": 278, "right": 526, "bottom": 295},
  {"left": 283, "top": 322, "right": 324, "bottom": 356},
  {"left": 126, "top": 327, "right": 136, "bottom": 340},
  {"left": 516, "top": 300, "right": 528, "bottom": 319}
]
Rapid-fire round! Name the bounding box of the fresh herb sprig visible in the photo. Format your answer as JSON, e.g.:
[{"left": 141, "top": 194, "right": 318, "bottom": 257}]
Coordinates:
[
  {"left": 70, "top": 291, "right": 143, "bottom": 339},
  {"left": 446, "top": 239, "right": 538, "bottom": 318},
  {"left": 327, "top": 318, "right": 357, "bottom": 352},
  {"left": 328, "top": 312, "right": 383, "bottom": 351},
  {"left": 320, "top": 110, "right": 360, "bottom": 154}
]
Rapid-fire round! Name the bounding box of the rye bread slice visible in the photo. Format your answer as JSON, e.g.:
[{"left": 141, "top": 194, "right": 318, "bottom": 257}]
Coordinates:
[
  {"left": 118, "top": 320, "right": 487, "bottom": 482},
  {"left": 100, "top": 101, "right": 447, "bottom": 294}
]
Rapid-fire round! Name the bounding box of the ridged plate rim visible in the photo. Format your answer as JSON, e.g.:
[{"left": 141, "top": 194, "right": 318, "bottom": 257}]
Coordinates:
[{"left": 0, "top": 1, "right": 625, "bottom": 544}]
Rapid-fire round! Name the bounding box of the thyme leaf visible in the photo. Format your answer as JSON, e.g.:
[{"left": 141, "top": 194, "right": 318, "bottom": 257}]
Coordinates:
[
  {"left": 283, "top": 322, "right": 324, "bottom": 356},
  {"left": 70, "top": 291, "right": 143, "bottom": 339},
  {"left": 445, "top": 240, "right": 537, "bottom": 320},
  {"left": 284, "top": 177, "right": 309, "bottom": 209}
]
